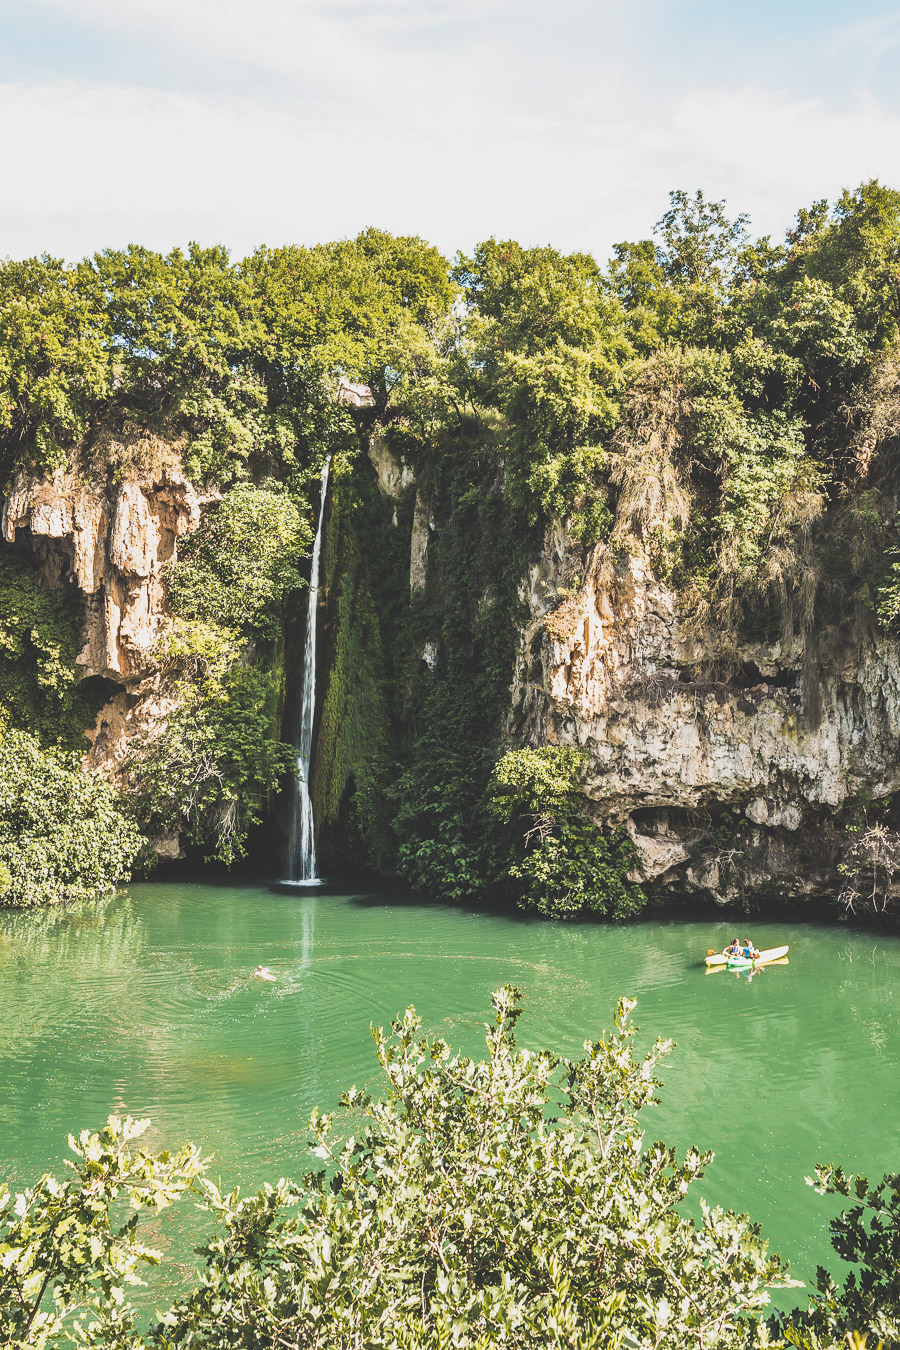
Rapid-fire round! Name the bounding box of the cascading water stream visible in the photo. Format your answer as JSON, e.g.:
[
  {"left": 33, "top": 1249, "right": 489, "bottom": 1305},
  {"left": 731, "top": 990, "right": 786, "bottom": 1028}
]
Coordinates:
[{"left": 287, "top": 456, "right": 330, "bottom": 883}]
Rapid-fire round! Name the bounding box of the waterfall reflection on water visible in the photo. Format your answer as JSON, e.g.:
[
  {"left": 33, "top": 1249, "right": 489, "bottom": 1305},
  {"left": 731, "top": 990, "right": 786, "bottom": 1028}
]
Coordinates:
[{"left": 286, "top": 457, "right": 330, "bottom": 884}]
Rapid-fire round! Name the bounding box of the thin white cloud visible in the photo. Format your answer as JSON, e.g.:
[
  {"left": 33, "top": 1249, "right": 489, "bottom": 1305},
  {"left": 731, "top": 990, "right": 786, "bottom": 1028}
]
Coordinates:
[
  {"left": 826, "top": 11, "right": 900, "bottom": 60},
  {"left": 672, "top": 87, "right": 900, "bottom": 232},
  {"left": 0, "top": 5, "right": 898, "bottom": 261}
]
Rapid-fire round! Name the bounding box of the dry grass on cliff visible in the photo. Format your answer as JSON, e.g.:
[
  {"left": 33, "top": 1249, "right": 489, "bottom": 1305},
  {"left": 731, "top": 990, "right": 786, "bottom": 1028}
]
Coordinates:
[
  {"left": 606, "top": 350, "right": 692, "bottom": 557},
  {"left": 81, "top": 421, "right": 186, "bottom": 482},
  {"left": 844, "top": 346, "right": 900, "bottom": 483}
]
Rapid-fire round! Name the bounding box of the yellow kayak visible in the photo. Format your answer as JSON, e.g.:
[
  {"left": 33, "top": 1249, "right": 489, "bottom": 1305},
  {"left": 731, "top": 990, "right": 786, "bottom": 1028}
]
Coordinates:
[
  {"left": 706, "top": 956, "right": 789, "bottom": 974},
  {"left": 705, "top": 944, "right": 790, "bottom": 968}
]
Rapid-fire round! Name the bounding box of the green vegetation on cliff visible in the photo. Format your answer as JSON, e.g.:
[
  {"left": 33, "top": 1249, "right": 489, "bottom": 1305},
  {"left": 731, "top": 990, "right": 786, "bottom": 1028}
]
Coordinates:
[
  {"left": 312, "top": 453, "right": 397, "bottom": 872},
  {"left": 1, "top": 184, "right": 900, "bottom": 908},
  {"left": 128, "top": 486, "right": 311, "bottom": 864},
  {"left": 488, "top": 747, "right": 641, "bottom": 918},
  {"left": 0, "top": 729, "right": 141, "bottom": 907},
  {"left": 0, "top": 550, "right": 109, "bottom": 749}
]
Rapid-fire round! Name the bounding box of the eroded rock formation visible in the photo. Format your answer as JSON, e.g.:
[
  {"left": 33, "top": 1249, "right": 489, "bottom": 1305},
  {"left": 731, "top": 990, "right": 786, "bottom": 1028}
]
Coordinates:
[
  {"left": 6, "top": 438, "right": 898, "bottom": 905},
  {"left": 510, "top": 534, "right": 900, "bottom": 905},
  {"left": 2, "top": 464, "right": 217, "bottom": 790}
]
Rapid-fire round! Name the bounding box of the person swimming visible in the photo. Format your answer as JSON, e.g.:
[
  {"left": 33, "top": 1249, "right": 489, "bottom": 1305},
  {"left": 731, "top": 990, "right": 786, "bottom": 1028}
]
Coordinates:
[{"left": 255, "top": 965, "right": 276, "bottom": 981}]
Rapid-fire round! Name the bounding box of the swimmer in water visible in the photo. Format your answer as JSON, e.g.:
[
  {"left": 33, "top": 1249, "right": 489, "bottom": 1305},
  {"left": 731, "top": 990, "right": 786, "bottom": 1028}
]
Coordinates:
[{"left": 255, "top": 965, "right": 276, "bottom": 981}]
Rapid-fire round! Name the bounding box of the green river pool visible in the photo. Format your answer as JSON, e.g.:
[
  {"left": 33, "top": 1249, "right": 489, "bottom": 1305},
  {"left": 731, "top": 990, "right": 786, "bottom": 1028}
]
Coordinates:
[{"left": 2, "top": 879, "right": 899, "bottom": 1313}]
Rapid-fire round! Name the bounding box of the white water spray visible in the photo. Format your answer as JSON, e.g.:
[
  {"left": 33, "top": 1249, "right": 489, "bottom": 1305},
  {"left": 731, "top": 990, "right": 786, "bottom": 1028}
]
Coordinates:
[{"left": 287, "top": 456, "right": 330, "bottom": 883}]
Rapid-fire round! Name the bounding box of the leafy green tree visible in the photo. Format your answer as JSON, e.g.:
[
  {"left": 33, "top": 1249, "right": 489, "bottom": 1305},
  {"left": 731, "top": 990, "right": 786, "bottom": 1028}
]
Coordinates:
[
  {"left": 0, "top": 1116, "right": 202, "bottom": 1349},
  {"left": 0, "top": 256, "right": 111, "bottom": 477},
  {"left": 655, "top": 189, "right": 750, "bottom": 291},
  {"left": 157, "top": 990, "right": 788, "bottom": 1348},
  {"left": 0, "top": 728, "right": 142, "bottom": 907},
  {"left": 778, "top": 1165, "right": 900, "bottom": 1346},
  {"left": 454, "top": 240, "right": 630, "bottom": 539},
  {"left": 488, "top": 746, "right": 643, "bottom": 918},
  {"left": 129, "top": 665, "right": 291, "bottom": 866},
  {"left": 876, "top": 529, "right": 900, "bottom": 633},
  {"left": 800, "top": 180, "right": 900, "bottom": 353},
  {"left": 165, "top": 484, "right": 312, "bottom": 640},
  {"left": 243, "top": 232, "right": 455, "bottom": 442},
  {"left": 609, "top": 189, "right": 749, "bottom": 348},
  {"left": 354, "top": 226, "right": 457, "bottom": 327}
]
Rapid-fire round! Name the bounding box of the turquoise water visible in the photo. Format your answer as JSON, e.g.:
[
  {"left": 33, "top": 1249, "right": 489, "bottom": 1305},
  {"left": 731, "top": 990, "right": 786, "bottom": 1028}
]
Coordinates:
[{"left": 2, "top": 880, "right": 899, "bottom": 1310}]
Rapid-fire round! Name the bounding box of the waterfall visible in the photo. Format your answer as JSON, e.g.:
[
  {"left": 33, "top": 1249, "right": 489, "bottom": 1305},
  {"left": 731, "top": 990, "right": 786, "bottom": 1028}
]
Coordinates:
[{"left": 287, "top": 456, "right": 330, "bottom": 883}]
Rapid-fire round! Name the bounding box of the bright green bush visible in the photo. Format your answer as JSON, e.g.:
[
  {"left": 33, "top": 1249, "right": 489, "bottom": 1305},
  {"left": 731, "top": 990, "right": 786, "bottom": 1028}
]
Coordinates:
[
  {"left": 489, "top": 746, "right": 644, "bottom": 918},
  {"left": 165, "top": 484, "right": 312, "bottom": 640},
  {"left": 0, "top": 548, "right": 108, "bottom": 748},
  {"left": 5, "top": 992, "right": 899, "bottom": 1346},
  {"left": 0, "top": 729, "right": 142, "bottom": 907},
  {"left": 1, "top": 993, "right": 793, "bottom": 1349},
  {"left": 0, "top": 1116, "right": 203, "bottom": 1348},
  {"left": 129, "top": 666, "right": 292, "bottom": 866}
]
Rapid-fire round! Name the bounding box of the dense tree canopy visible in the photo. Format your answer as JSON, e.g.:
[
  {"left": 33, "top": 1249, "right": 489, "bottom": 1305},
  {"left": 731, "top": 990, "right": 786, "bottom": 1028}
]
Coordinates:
[
  {"left": 0, "top": 231, "right": 456, "bottom": 490},
  {"left": 1, "top": 185, "right": 899, "bottom": 902}
]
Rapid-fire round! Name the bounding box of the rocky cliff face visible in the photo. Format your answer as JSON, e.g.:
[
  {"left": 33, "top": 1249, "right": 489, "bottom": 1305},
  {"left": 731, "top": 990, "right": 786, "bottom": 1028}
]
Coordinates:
[
  {"left": 2, "top": 465, "right": 216, "bottom": 811},
  {"left": 509, "top": 536, "right": 900, "bottom": 906},
  {"left": 6, "top": 439, "right": 899, "bottom": 904}
]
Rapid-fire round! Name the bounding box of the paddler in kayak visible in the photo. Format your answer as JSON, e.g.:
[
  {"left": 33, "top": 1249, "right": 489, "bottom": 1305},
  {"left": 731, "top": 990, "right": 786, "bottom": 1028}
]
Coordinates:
[{"left": 741, "top": 939, "right": 760, "bottom": 961}]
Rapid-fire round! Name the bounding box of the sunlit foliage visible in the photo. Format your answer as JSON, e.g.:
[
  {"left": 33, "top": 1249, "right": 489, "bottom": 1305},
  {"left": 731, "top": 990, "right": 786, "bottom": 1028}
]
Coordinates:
[{"left": 0, "top": 729, "right": 142, "bottom": 906}]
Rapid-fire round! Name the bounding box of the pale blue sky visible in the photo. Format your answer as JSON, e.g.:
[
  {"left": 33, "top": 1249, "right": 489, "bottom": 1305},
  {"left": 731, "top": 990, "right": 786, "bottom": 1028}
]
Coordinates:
[{"left": 0, "top": 0, "right": 898, "bottom": 262}]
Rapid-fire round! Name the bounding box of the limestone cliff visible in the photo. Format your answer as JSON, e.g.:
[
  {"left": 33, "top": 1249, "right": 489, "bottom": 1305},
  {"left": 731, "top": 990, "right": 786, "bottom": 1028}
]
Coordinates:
[
  {"left": 5, "top": 433, "right": 899, "bottom": 906},
  {"left": 2, "top": 465, "right": 217, "bottom": 807},
  {"left": 509, "top": 533, "right": 900, "bottom": 905}
]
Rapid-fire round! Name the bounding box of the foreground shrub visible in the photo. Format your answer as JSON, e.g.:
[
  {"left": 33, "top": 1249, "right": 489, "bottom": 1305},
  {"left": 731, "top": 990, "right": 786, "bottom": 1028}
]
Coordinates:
[
  {"left": 0, "top": 1117, "right": 203, "bottom": 1348},
  {"left": 778, "top": 1166, "right": 900, "bottom": 1347},
  {"left": 5, "top": 992, "right": 897, "bottom": 1346},
  {"left": 1, "top": 993, "right": 797, "bottom": 1349},
  {"left": 159, "top": 990, "right": 787, "bottom": 1348},
  {"left": 0, "top": 729, "right": 142, "bottom": 907}
]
